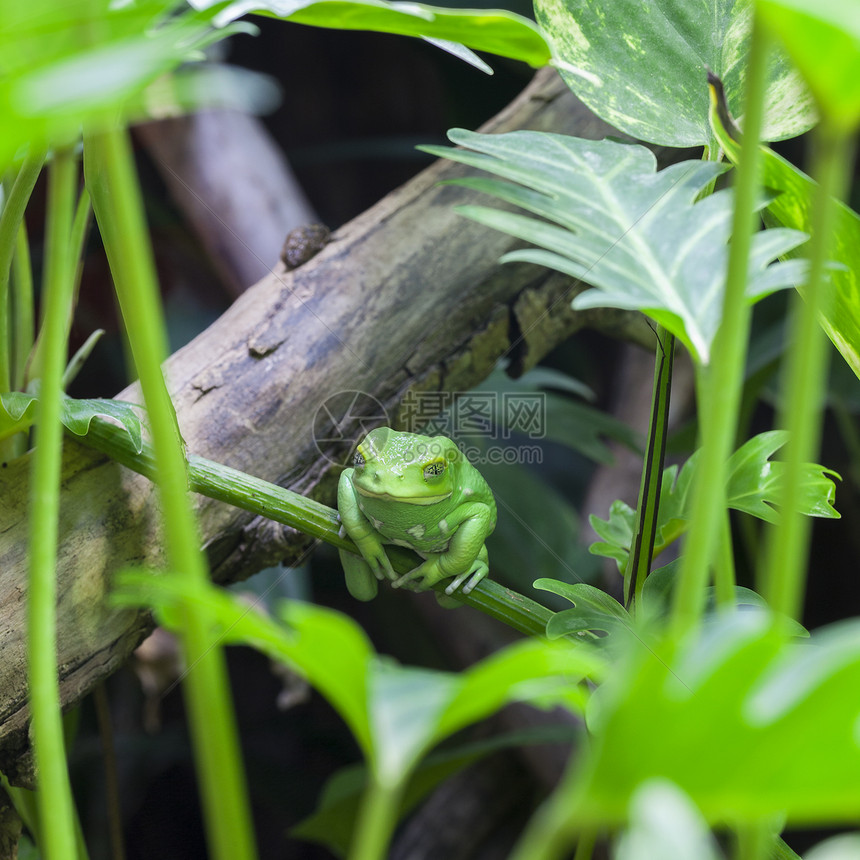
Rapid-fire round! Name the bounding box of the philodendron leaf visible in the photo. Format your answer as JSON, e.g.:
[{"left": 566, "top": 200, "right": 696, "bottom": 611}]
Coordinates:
[
  {"left": 588, "top": 500, "right": 636, "bottom": 571},
  {"left": 725, "top": 430, "right": 840, "bottom": 521},
  {"left": 758, "top": 0, "right": 860, "bottom": 131},
  {"left": 589, "top": 431, "right": 839, "bottom": 569},
  {"left": 616, "top": 781, "right": 724, "bottom": 860},
  {"left": 112, "top": 572, "right": 606, "bottom": 792},
  {"left": 0, "top": 391, "right": 143, "bottom": 451},
  {"left": 424, "top": 129, "right": 809, "bottom": 365},
  {"left": 0, "top": 393, "right": 37, "bottom": 441},
  {"left": 709, "top": 77, "right": 860, "bottom": 380},
  {"left": 191, "top": 0, "right": 550, "bottom": 72},
  {"left": 533, "top": 0, "right": 816, "bottom": 147},
  {"left": 576, "top": 612, "right": 860, "bottom": 825},
  {"left": 533, "top": 580, "right": 632, "bottom": 641}
]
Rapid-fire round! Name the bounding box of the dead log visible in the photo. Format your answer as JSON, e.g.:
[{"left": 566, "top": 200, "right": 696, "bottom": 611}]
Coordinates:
[{"left": 0, "top": 68, "right": 649, "bottom": 782}]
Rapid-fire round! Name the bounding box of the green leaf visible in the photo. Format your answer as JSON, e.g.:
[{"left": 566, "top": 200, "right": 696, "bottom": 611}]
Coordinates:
[
  {"left": 616, "top": 781, "right": 723, "bottom": 860},
  {"left": 0, "top": 391, "right": 37, "bottom": 441},
  {"left": 589, "top": 431, "right": 839, "bottom": 568},
  {"left": 112, "top": 572, "right": 606, "bottom": 791},
  {"left": 588, "top": 500, "right": 636, "bottom": 572},
  {"left": 533, "top": 0, "right": 816, "bottom": 147},
  {"left": 533, "top": 580, "right": 632, "bottom": 641},
  {"left": 197, "top": 0, "right": 551, "bottom": 69},
  {"left": 709, "top": 83, "right": 860, "bottom": 380},
  {"left": 112, "top": 571, "right": 377, "bottom": 754},
  {"left": 725, "top": 430, "right": 840, "bottom": 522},
  {"left": 0, "top": 0, "right": 261, "bottom": 168},
  {"left": 758, "top": 0, "right": 860, "bottom": 131},
  {"left": 576, "top": 613, "right": 860, "bottom": 825},
  {"left": 0, "top": 391, "right": 143, "bottom": 451},
  {"left": 293, "top": 725, "right": 580, "bottom": 857},
  {"left": 425, "top": 129, "right": 808, "bottom": 365}
]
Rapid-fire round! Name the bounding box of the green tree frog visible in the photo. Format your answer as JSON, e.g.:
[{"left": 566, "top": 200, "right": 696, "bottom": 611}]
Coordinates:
[{"left": 337, "top": 427, "right": 496, "bottom": 601}]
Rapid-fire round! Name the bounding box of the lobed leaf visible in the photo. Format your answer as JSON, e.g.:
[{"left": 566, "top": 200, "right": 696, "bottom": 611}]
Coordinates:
[
  {"left": 589, "top": 431, "right": 839, "bottom": 569},
  {"left": 112, "top": 571, "right": 377, "bottom": 754},
  {"left": 426, "top": 129, "right": 808, "bottom": 365},
  {"left": 534, "top": 579, "right": 633, "bottom": 641},
  {"left": 575, "top": 612, "right": 860, "bottom": 825},
  {"left": 0, "top": 391, "right": 143, "bottom": 452},
  {"left": 113, "top": 572, "right": 606, "bottom": 792},
  {"left": 533, "top": 0, "right": 817, "bottom": 147}
]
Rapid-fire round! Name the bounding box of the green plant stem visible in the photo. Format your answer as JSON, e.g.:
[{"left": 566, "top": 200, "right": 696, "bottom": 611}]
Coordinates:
[
  {"left": 28, "top": 148, "right": 80, "bottom": 860},
  {"left": 77, "top": 417, "right": 554, "bottom": 637},
  {"left": 1, "top": 151, "right": 44, "bottom": 465},
  {"left": 12, "top": 221, "right": 34, "bottom": 391},
  {"left": 670, "top": 20, "right": 771, "bottom": 637},
  {"left": 29, "top": 189, "right": 91, "bottom": 384},
  {"left": 83, "top": 127, "right": 257, "bottom": 860},
  {"left": 715, "top": 510, "right": 736, "bottom": 607},
  {"left": 1, "top": 771, "right": 39, "bottom": 844},
  {"left": 0, "top": 771, "right": 89, "bottom": 860},
  {"left": 573, "top": 829, "right": 596, "bottom": 860},
  {"left": 771, "top": 836, "right": 803, "bottom": 860},
  {"left": 735, "top": 822, "right": 772, "bottom": 860},
  {"left": 763, "top": 122, "right": 855, "bottom": 621},
  {"left": 624, "top": 326, "right": 673, "bottom": 609},
  {"left": 0, "top": 150, "right": 44, "bottom": 395},
  {"left": 349, "top": 779, "right": 402, "bottom": 860}
]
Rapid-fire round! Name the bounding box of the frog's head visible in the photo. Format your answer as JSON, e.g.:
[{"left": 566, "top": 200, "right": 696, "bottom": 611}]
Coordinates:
[{"left": 351, "top": 427, "right": 460, "bottom": 505}]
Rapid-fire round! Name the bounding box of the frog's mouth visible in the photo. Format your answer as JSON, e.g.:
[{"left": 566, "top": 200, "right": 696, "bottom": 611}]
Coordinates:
[{"left": 355, "top": 487, "right": 452, "bottom": 505}]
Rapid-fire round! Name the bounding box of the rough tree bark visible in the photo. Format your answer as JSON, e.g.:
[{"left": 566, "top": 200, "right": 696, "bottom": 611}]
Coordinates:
[{"left": 0, "top": 67, "right": 650, "bottom": 783}]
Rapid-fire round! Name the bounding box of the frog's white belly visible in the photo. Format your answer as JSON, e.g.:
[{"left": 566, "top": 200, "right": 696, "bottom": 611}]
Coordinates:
[{"left": 358, "top": 495, "right": 453, "bottom": 552}]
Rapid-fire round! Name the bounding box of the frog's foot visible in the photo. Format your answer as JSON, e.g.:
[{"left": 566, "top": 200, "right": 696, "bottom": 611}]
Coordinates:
[
  {"left": 443, "top": 547, "right": 490, "bottom": 596},
  {"left": 391, "top": 555, "right": 444, "bottom": 593},
  {"left": 339, "top": 549, "right": 379, "bottom": 601},
  {"left": 393, "top": 548, "right": 489, "bottom": 596},
  {"left": 351, "top": 535, "right": 396, "bottom": 582}
]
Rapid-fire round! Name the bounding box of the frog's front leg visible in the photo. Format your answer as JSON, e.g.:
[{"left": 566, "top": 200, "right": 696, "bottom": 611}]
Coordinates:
[
  {"left": 338, "top": 469, "right": 396, "bottom": 600},
  {"left": 393, "top": 503, "right": 493, "bottom": 595}
]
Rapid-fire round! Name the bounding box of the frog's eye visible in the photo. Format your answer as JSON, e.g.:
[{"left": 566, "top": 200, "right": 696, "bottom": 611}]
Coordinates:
[
  {"left": 423, "top": 459, "right": 446, "bottom": 481},
  {"left": 353, "top": 451, "right": 366, "bottom": 468}
]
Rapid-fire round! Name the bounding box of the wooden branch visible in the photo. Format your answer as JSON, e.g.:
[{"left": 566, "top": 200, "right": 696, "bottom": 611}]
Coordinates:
[{"left": 0, "top": 67, "right": 648, "bottom": 782}]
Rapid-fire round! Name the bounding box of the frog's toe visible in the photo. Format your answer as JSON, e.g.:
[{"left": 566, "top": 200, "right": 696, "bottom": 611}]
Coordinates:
[
  {"left": 461, "top": 569, "right": 488, "bottom": 594},
  {"left": 444, "top": 562, "right": 488, "bottom": 595},
  {"left": 391, "top": 569, "right": 419, "bottom": 589}
]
